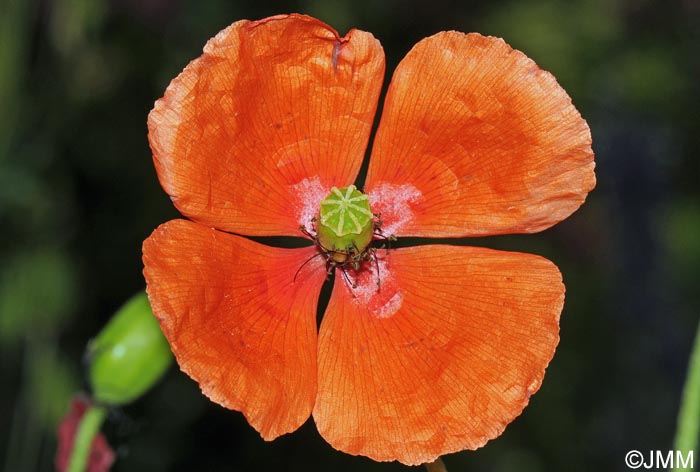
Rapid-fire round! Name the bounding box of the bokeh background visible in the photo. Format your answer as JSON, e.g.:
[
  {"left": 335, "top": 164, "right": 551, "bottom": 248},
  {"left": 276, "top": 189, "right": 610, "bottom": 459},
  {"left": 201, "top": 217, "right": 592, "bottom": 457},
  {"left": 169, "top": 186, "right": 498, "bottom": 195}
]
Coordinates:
[{"left": 1, "top": 0, "right": 698, "bottom": 470}]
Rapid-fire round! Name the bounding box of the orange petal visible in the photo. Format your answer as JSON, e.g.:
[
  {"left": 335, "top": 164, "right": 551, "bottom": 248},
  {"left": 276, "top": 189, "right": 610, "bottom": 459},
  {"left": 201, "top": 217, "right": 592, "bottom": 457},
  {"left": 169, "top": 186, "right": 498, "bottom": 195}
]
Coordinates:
[
  {"left": 148, "top": 14, "right": 385, "bottom": 236},
  {"left": 142, "top": 219, "right": 326, "bottom": 439},
  {"left": 314, "top": 245, "right": 564, "bottom": 465},
  {"left": 365, "top": 32, "right": 595, "bottom": 237}
]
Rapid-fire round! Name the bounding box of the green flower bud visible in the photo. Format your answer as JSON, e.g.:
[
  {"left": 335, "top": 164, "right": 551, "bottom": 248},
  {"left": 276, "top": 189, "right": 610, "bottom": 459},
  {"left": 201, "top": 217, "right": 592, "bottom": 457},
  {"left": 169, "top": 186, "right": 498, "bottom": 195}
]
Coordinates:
[
  {"left": 88, "top": 292, "right": 172, "bottom": 405},
  {"left": 317, "top": 185, "right": 374, "bottom": 254}
]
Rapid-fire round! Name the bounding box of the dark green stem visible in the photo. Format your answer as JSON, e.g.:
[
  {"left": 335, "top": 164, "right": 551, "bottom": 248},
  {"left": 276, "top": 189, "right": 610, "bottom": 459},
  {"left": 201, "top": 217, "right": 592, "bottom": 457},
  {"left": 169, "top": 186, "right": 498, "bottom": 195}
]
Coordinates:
[{"left": 66, "top": 405, "right": 107, "bottom": 472}]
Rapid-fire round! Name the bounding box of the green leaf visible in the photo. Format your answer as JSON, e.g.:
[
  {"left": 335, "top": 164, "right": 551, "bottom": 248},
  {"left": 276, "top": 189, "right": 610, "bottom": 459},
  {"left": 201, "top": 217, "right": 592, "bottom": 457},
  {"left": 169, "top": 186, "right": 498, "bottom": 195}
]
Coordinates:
[{"left": 674, "top": 319, "right": 700, "bottom": 470}]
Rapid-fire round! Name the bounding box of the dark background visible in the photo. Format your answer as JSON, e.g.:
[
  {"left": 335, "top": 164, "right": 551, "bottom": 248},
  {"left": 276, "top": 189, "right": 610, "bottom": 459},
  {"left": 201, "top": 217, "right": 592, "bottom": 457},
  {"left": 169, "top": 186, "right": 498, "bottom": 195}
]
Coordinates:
[{"left": 1, "top": 0, "right": 698, "bottom": 471}]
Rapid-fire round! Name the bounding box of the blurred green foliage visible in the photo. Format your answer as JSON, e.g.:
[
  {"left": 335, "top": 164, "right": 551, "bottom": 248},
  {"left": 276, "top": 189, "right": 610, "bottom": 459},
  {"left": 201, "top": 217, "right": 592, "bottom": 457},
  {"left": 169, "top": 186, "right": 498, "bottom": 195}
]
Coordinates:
[
  {"left": 0, "top": 249, "right": 77, "bottom": 343},
  {"left": 0, "top": 0, "right": 698, "bottom": 471}
]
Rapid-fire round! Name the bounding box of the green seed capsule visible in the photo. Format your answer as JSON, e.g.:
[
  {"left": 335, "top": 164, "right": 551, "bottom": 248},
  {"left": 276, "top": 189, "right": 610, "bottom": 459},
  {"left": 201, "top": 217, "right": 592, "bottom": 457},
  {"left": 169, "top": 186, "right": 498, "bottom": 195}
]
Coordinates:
[
  {"left": 317, "top": 185, "right": 374, "bottom": 254},
  {"left": 88, "top": 292, "right": 172, "bottom": 406}
]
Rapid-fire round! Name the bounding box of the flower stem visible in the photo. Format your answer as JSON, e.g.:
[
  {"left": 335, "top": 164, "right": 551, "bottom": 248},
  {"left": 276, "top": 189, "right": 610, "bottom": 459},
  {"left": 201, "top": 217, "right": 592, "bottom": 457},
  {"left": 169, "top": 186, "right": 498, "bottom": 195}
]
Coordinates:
[
  {"left": 673, "top": 319, "right": 700, "bottom": 465},
  {"left": 66, "top": 404, "right": 108, "bottom": 472},
  {"left": 425, "top": 457, "right": 447, "bottom": 472}
]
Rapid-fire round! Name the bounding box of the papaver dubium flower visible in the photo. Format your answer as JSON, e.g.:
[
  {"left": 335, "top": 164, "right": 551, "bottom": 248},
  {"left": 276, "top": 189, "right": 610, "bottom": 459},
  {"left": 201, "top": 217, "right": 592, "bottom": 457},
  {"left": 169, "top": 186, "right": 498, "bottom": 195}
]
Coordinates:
[{"left": 143, "top": 13, "right": 595, "bottom": 465}]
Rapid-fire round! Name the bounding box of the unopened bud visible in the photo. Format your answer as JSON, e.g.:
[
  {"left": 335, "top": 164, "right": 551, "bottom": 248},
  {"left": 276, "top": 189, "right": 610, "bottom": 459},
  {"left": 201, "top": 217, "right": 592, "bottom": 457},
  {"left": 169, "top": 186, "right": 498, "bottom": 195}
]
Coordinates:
[{"left": 88, "top": 292, "right": 172, "bottom": 405}]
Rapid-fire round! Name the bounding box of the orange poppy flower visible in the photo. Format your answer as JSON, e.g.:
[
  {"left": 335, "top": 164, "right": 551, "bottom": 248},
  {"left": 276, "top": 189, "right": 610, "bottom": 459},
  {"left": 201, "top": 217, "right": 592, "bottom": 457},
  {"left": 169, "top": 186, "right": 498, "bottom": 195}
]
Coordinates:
[{"left": 143, "top": 13, "right": 595, "bottom": 465}]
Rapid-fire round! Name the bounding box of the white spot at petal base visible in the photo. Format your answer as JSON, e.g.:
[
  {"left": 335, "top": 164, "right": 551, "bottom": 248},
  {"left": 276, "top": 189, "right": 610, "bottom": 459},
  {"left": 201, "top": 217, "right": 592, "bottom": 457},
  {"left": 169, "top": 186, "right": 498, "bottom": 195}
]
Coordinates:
[
  {"left": 292, "top": 176, "right": 331, "bottom": 230},
  {"left": 350, "top": 256, "right": 403, "bottom": 319},
  {"left": 369, "top": 183, "right": 422, "bottom": 235}
]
